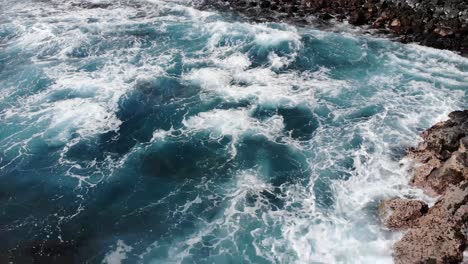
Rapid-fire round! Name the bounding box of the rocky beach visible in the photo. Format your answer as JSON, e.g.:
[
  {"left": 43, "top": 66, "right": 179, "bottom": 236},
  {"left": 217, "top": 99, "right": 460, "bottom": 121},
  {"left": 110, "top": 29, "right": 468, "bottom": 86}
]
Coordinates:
[{"left": 201, "top": 0, "right": 468, "bottom": 54}]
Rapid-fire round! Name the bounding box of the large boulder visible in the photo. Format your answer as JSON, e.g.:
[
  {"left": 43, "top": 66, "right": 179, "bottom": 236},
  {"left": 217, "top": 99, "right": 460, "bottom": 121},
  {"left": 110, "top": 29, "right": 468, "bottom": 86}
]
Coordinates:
[{"left": 379, "top": 199, "right": 428, "bottom": 229}]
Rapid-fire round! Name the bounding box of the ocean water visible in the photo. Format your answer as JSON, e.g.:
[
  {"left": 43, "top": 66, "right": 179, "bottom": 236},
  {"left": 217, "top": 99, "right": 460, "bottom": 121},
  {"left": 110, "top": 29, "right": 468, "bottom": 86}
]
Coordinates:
[{"left": 1, "top": 0, "right": 467, "bottom": 263}]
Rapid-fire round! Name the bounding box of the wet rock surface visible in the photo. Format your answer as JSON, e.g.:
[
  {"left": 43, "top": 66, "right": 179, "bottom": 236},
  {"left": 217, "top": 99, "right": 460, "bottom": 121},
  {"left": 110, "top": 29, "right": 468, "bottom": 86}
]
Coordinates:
[
  {"left": 394, "top": 182, "right": 468, "bottom": 263},
  {"left": 199, "top": 0, "right": 468, "bottom": 54},
  {"left": 379, "top": 199, "right": 428, "bottom": 229},
  {"left": 379, "top": 111, "right": 468, "bottom": 263},
  {"left": 409, "top": 110, "right": 468, "bottom": 195}
]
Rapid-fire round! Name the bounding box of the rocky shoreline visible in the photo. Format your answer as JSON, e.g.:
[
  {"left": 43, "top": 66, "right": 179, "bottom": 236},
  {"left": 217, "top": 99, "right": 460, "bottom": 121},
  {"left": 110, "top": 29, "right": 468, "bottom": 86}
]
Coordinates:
[
  {"left": 200, "top": 0, "right": 468, "bottom": 54},
  {"left": 379, "top": 111, "right": 468, "bottom": 263},
  {"left": 197, "top": 1, "right": 468, "bottom": 258}
]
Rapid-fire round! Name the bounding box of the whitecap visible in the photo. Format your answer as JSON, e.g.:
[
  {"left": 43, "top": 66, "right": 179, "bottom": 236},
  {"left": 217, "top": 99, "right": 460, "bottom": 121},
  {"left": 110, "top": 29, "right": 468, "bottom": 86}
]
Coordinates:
[{"left": 102, "top": 240, "right": 133, "bottom": 264}]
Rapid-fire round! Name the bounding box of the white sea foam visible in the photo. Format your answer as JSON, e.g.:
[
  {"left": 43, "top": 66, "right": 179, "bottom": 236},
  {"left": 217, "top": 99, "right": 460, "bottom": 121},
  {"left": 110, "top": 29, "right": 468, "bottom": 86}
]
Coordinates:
[
  {"left": 183, "top": 108, "right": 284, "bottom": 157},
  {"left": 102, "top": 240, "right": 133, "bottom": 264},
  {"left": 185, "top": 68, "right": 232, "bottom": 91},
  {"left": 268, "top": 52, "right": 294, "bottom": 70},
  {"left": 214, "top": 53, "right": 251, "bottom": 71},
  {"left": 42, "top": 99, "right": 121, "bottom": 147},
  {"left": 254, "top": 27, "right": 301, "bottom": 48},
  {"left": 185, "top": 64, "right": 347, "bottom": 107}
]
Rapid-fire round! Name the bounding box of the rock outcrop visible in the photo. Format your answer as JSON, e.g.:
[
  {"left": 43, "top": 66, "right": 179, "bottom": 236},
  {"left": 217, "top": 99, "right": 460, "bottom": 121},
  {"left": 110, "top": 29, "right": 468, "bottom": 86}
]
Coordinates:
[
  {"left": 379, "top": 199, "right": 428, "bottom": 229},
  {"left": 409, "top": 111, "right": 468, "bottom": 195},
  {"left": 200, "top": 0, "right": 468, "bottom": 54},
  {"left": 393, "top": 183, "right": 468, "bottom": 263},
  {"left": 379, "top": 110, "right": 468, "bottom": 263}
]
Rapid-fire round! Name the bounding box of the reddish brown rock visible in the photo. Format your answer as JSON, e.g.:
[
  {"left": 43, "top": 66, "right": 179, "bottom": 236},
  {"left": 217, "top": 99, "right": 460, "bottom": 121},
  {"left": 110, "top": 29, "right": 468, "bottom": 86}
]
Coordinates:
[
  {"left": 393, "top": 182, "right": 468, "bottom": 264},
  {"left": 379, "top": 199, "right": 428, "bottom": 229},
  {"left": 409, "top": 111, "right": 468, "bottom": 195},
  {"left": 387, "top": 111, "right": 468, "bottom": 264}
]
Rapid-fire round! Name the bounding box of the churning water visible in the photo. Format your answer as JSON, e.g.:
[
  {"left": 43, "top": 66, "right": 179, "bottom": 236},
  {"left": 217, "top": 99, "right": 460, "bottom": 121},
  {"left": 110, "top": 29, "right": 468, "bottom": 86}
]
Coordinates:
[{"left": 0, "top": 0, "right": 467, "bottom": 263}]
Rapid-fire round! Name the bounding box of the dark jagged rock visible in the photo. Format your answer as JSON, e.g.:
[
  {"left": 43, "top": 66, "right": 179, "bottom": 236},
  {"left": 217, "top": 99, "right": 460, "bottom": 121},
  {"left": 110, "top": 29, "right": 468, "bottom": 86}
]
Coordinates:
[
  {"left": 379, "top": 111, "right": 468, "bottom": 263},
  {"left": 199, "top": 0, "right": 468, "bottom": 54}
]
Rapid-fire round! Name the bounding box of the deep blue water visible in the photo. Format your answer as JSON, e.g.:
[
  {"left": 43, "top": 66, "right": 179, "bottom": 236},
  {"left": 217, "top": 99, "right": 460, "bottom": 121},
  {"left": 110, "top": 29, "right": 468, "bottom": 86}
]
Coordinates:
[{"left": 1, "top": 0, "right": 468, "bottom": 263}]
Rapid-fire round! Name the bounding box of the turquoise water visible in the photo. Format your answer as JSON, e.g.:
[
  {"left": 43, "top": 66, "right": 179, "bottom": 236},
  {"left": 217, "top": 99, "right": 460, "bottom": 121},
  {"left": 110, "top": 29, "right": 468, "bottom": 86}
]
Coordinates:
[{"left": 1, "top": 0, "right": 468, "bottom": 263}]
